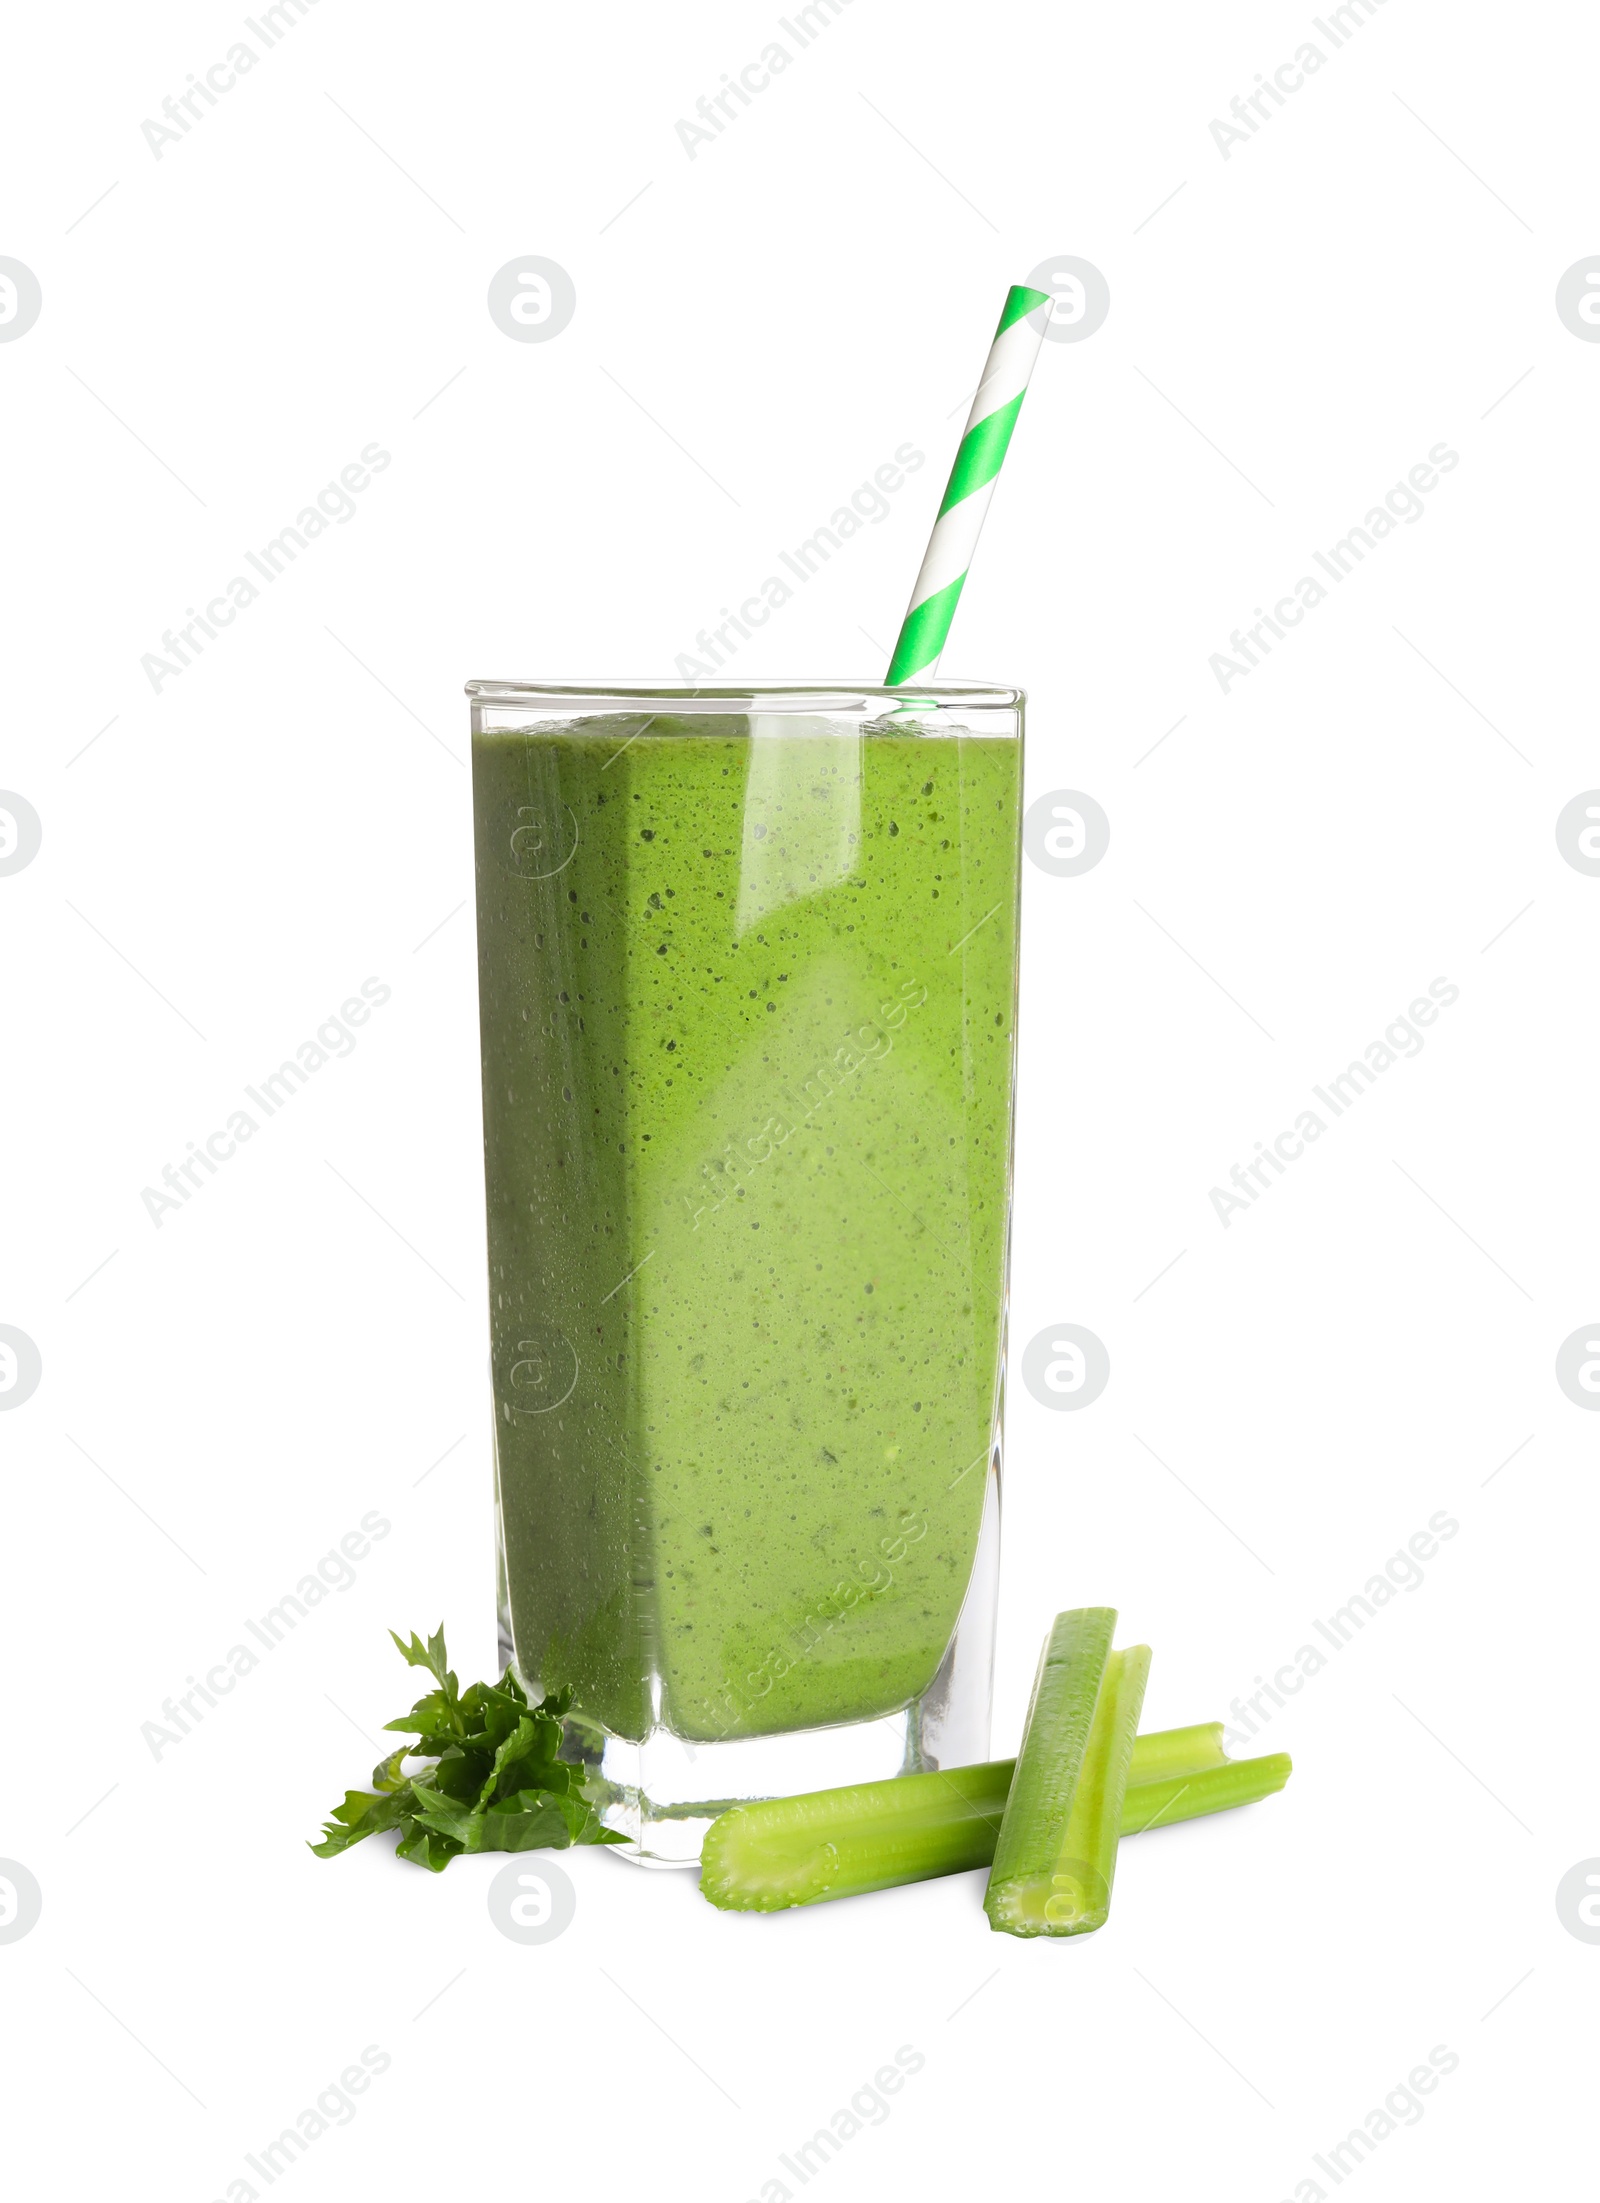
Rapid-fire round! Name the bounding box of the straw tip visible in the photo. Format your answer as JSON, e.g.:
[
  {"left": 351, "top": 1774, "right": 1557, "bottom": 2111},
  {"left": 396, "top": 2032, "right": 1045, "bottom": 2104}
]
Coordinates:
[{"left": 1000, "top": 284, "right": 1054, "bottom": 332}]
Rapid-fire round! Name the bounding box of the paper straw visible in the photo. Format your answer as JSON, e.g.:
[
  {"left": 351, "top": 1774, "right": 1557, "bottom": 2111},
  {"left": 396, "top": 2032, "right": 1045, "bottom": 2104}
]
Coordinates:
[{"left": 885, "top": 284, "right": 1052, "bottom": 687}]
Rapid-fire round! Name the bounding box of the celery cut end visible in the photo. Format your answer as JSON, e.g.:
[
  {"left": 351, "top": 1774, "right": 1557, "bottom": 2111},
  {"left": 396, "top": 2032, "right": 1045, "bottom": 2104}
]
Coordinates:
[
  {"left": 985, "top": 1861, "right": 1109, "bottom": 1937},
  {"left": 700, "top": 1827, "right": 840, "bottom": 1911}
]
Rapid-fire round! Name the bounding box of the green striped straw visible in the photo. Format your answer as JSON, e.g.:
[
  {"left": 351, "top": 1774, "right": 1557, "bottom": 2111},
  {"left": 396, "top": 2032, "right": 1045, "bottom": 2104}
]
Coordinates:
[{"left": 885, "top": 283, "right": 1052, "bottom": 688}]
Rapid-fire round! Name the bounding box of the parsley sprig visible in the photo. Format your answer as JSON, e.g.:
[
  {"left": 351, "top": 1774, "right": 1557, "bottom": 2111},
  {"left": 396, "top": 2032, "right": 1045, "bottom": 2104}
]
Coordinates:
[{"left": 311, "top": 1627, "right": 624, "bottom": 1871}]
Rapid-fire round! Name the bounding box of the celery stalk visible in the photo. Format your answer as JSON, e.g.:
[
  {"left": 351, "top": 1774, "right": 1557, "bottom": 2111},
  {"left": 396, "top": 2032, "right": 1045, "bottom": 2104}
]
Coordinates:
[
  {"left": 985, "top": 1634, "right": 1151, "bottom": 1936},
  {"left": 974, "top": 1605, "right": 1114, "bottom": 1927},
  {"left": 698, "top": 1722, "right": 1288, "bottom": 1913}
]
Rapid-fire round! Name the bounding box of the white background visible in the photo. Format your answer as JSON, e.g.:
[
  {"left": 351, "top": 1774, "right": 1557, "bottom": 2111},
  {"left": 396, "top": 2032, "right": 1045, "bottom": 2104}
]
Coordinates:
[{"left": 2, "top": 1, "right": 1595, "bottom": 2196}]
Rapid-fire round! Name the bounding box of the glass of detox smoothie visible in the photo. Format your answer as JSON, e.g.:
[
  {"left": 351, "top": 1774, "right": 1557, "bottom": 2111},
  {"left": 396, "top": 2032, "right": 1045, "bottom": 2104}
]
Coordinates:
[{"left": 468, "top": 682, "right": 1023, "bottom": 1863}]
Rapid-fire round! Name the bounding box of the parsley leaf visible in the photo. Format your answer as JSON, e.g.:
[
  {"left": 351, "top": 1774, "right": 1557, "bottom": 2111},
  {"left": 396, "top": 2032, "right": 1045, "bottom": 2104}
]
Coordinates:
[{"left": 311, "top": 1627, "right": 624, "bottom": 1871}]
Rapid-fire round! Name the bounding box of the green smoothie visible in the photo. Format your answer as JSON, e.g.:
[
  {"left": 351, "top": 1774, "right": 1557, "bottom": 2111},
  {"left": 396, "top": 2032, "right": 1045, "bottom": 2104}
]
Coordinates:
[{"left": 473, "top": 711, "right": 1020, "bottom": 1745}]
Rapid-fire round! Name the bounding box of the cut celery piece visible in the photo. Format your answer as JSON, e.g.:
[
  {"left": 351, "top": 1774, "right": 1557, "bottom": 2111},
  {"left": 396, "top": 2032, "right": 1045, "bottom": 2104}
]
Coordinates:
[
  {"left": 697, "top": 1729, "right": 1290, "bottom": 1912},
  {"left": 985, "top": 1633, "right": 1151, "bottom": 1937},
  {"left": 977, "top": 1606, "right": 1115, "bottom": 1926}
]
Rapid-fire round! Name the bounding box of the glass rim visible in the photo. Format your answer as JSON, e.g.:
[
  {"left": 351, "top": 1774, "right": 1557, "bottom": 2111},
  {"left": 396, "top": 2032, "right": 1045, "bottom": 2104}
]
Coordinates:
[{"left": 465, "top": 678, "right": 1022, "bottom": 713}]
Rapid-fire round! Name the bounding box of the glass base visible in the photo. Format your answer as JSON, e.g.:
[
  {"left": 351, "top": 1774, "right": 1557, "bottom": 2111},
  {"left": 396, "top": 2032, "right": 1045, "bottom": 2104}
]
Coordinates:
[{"left": 501, "top": 1469, "right": 1000, "bottom": 1867}]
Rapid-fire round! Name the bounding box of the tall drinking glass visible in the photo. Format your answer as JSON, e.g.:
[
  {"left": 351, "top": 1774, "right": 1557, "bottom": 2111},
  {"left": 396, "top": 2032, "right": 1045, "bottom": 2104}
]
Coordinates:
[{"left": 468, "top": 683, "right": 1023, "bottom": 1863}]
